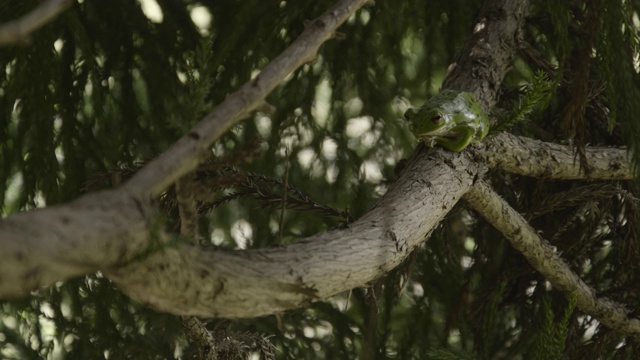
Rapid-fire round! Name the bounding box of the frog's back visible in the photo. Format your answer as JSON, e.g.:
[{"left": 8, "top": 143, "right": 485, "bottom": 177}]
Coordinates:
[{"left": 435, "top": 90, "right": 470, "bottom": 114}]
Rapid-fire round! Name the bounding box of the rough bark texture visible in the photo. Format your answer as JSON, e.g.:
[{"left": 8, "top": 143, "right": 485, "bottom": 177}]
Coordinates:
[
  {"left": 0, "top": 0, "right": 371, "bottom": 300},
  {"left": 5, "top": 0, "right": 637, "bottom": 337},
  {"left": 477, "top": 132, "right": 633, "bottom": 180},
  {"left": 0, "top": 190, "right": 153, "bottom": 297},
  {"left": 106, "top": 150, "right": 481, "bottom": 318},
  {"left": 442, "top": 0, "right": 528, "bottom": 109}
]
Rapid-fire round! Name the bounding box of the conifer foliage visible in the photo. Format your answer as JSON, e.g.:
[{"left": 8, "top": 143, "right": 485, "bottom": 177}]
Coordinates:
[{"left": 2, "top": 0, "right": 640, "bottom": 359}]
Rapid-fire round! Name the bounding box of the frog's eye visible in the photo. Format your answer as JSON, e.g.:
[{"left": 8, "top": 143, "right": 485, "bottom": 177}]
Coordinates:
[{"left": 431, "top": 115, "right": 443, "bottom": 124}]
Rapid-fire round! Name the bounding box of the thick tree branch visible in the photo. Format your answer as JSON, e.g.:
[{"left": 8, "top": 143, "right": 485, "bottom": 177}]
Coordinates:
[
  {"left": 0, "top": 0, "right": 73, "bottom": 46},
  {"left": 0, "top": 0, "right": 528, "bottom": 320},
  {"left": 0, "top": 190, "right": 152, "bottom": 297},
  {"left": 0, "top": 0, "right": 370, "bottom": 299},
  {"left": 443, "top": 0, "right": 528, "bottom": 108},
  {"left": 463, "top": 181, "right": 640, "bottom": 339},
  {"left": 106, "top": 150, "right": 481, "bottom": 318},
  {"left": 477, "top": 132, "right": 633, "bottom": 180}
]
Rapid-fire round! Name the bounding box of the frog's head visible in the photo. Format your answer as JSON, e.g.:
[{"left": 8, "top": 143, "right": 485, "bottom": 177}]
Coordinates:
[{"left": 404, "top": 106, "right": 451, "bottom": 137}]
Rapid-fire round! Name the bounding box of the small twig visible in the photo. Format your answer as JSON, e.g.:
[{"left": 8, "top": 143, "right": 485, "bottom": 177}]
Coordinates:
[
  {"left": 0, "top": 0, "right": 73, "bottom": 46},
  {"left": 200, "top": 167, "right": 353, "bottom": 222},
  {"left": 463, "top": 181, "right": 640, "bottom": 340},
  {"left": 359, "top": 284, "right": 381, "bottom": 360},
  {"left": 176, "top": 175, "right": 217, "bottom": 359},
  {"left": 124, "top": 0, "right": 372, "bottom": 197},
  {"left": 279, "top": 148, "right": 290, "bottom": 241},
  {"left": 180, "top": 317, "right": 218, "bottom": 360},
  {"left": 175, "top": 176, "right": 199, "bottom": 241},
  {"left": 529, "top": 184, "right": 625, "bottom": 218},
  {"left": 345, "top": 289, "right": 352, "bottom": 312},
  {"left": 244, "top": 170, "right": 352, "bottom": 221}
]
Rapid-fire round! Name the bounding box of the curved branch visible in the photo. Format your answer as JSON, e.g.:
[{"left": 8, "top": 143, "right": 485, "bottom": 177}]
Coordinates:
[
  {"left": 0, "top": 0, "right": 73, "bottom": 46},
  {"left": 106, "top": 150, "right": 480, "bottom": 318},
  {"left": 463, "top": 181, "right": 640, "bottom": 339},
  {"left": 0, "top": 0, "right": 528, "bottom": 320},
  {"left": 176, "top": 177, "right": 219, "bottom": 358},
  {"left": 0, "top": 0, "right": 371, "bottom": 299},
  {"left": 477, "top": 132, "right": 633, "bottom": 180}
]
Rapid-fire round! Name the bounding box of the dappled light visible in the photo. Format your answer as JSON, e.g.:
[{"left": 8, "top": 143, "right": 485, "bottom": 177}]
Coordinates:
[{"left": 2, "top": 0, "right": 640, "bottom": 359}]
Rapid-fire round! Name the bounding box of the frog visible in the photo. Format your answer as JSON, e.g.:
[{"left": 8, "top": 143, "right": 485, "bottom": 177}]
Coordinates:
[{"left": 404, "top": 89, "right": 489, "bottom": 152}]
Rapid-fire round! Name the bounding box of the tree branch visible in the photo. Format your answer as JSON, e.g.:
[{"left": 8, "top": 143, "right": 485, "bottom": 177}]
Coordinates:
[
  {"left": 0, "top": 0, "right": 371, "bottom": 300},
  {"left": 463, "top": 181, "right": 640, "bottom": 339},
  {"left": 443, "top": 0, "right": 529, "bottom": 108},
  {"left": 176, "top": 176, "right": 199, "bottom": 241},
  {"left": 0, "top": 0, "right": 529, "bottom": 320},
  {"left": 0, "top": 0, "right": 73, "bottom": 46},
  {"left": 176, "top": 176, "right": 219, "bottom": 359},
  {"left": 105, "top": 150, "right": 481, "bottom": 318},
  {"left": 181, "top": 317, "right": 217, "bottom": 360},
  {"left": 477, "top": 132, "right": 633, "bottom": 180},
  {"left": 124, "top": 0, "right": 372, "bottom": 198}
]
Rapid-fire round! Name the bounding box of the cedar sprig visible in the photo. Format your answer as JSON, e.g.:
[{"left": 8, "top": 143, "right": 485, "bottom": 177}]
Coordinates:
[
  {"left": 211, "top": 331, "right": 275, "bottom": 360},
  {"left": 245, "top": 170, "right": 353, "bottom": 222},
  {"left": 492, "top": 70, "right": 554, "bottom": 133},
  {"left": 529, "top": 183, "right": 629, "bottom": 218},
  {"left": 82, "top": 161, "right": 146, "bottom": 192},
  {"left": 203, "top": 167, "right": 353, "bottom": 223},
  {"left": 83, "top": 137, "right": 262, "bottom": 193}
]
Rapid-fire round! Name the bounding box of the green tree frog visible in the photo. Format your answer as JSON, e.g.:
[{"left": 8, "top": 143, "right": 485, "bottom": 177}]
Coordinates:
[{"left": 404, "top": 90, "right": 489, "bottom": 152}]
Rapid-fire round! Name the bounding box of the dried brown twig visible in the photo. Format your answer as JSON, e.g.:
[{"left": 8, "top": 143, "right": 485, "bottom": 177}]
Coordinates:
[
  {"left": 529, "top": 183, "right": 631, "bottom": 218},
  {"left": 203, "top": 167, "right": 353, "bottom": 224}
]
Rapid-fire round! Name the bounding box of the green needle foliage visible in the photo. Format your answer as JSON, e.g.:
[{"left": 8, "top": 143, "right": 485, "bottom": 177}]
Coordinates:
[
  {"left": 2, "top": 0, "right": 640, "bottom": 359},
  {"left": 531, "top": 294, "right": 577, "bottom": 360},
  {"left": 493, "top": 70, "right": 554, "bottom": 133}
]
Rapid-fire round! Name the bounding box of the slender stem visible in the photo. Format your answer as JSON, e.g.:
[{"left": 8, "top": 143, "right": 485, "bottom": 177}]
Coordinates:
[
  {"left": 124, "top": 0, "right": 371, "bottom": 197},
  {"left": 464, "top": 181, "right": 640, "bottom": 339}
]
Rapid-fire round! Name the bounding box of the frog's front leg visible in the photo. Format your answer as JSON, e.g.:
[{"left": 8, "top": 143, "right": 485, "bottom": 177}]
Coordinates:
[{"left": 434, "top": 125, "right": 476, "bottom": 152}]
